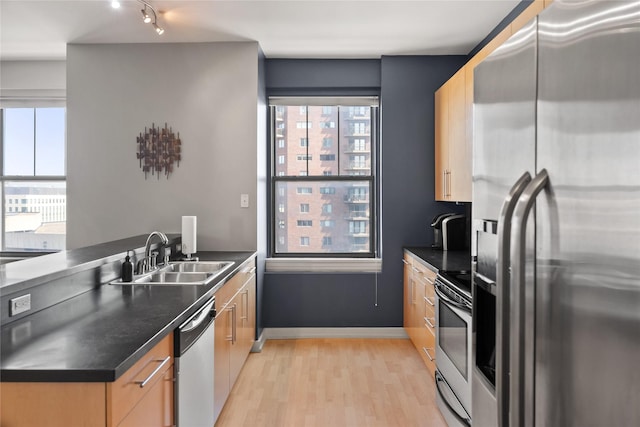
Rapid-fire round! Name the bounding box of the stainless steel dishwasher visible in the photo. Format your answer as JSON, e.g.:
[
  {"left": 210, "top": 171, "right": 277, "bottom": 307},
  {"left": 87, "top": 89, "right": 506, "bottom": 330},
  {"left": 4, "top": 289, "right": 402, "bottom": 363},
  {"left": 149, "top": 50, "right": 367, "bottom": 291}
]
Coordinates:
[{"left": 175, "top": 297, "right": 216, "bottom": 427}]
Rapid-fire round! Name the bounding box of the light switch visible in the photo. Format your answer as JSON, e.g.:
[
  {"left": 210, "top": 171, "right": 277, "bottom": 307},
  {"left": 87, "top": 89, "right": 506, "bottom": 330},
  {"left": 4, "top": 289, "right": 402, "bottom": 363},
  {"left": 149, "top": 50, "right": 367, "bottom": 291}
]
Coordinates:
[{"left": 241, "top": 194, "right": 249, "bottom": 208}]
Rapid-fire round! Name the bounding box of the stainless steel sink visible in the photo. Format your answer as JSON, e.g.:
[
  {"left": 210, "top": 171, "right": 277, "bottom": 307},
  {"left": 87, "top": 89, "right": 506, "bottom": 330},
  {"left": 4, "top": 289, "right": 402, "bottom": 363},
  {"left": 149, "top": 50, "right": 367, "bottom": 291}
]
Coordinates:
[
  {"left": 136, "top": 271, "right": 211, "bottom": 283},
  {"left": 167, "top": 261, "right": 234, "bottom": 274},
  {"left": 110, "top": 261, "right": 234, "bottom": 286}
]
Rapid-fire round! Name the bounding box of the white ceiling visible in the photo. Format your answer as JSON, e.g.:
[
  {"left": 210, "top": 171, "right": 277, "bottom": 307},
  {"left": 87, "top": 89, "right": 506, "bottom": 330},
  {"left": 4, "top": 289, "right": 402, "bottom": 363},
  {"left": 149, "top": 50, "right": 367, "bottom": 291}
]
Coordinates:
[{"left": 0, "top": 0, "right": 520, "bottom": 60}]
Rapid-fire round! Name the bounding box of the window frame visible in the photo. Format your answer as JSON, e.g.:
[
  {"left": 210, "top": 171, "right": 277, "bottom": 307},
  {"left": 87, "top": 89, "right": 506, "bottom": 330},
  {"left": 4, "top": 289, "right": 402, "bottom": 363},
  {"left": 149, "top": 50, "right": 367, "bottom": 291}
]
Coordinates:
[
  {"left": 268, "top": 98, "right": 379, "bottom": 258},
  {"left": 1, "top": 107, "right": 67, "bottom": 254}
]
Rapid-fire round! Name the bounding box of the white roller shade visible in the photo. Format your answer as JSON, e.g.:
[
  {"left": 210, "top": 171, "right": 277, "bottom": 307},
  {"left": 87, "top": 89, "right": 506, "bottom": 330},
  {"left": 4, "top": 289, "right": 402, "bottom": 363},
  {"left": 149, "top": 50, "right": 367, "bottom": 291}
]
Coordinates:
[{"left": 269, "top": 96, "right": 379, "bottom": 107}]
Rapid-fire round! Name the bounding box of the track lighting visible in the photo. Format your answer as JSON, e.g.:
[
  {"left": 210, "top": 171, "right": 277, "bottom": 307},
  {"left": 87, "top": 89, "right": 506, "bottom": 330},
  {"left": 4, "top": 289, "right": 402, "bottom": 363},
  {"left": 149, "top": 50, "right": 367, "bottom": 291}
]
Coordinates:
[
  {"left": 111, "top": 1, "right": 165, "bottom": 35},
  {"left": 141, "top": 6, "right": 152, "bottom": 24}
]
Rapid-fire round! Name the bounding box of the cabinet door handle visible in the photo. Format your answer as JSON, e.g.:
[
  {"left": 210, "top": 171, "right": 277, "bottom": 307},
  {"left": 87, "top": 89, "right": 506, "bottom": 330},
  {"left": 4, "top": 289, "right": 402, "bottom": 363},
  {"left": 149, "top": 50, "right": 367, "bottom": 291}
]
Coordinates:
[
  {"left": 248, "top": 267, "right": 256, "bottom": 274},
  {"left": 402, "top": 259, "right": 409, "bottom": 265},
  {"left": 442, "top": 170, "right": 447, "bottom": 198},
  {"left": 423, "top": 347, "right": 435, "bottom": 361},
  {"left": 424, "top": 317, "right": 435, "bottom": 329},
  {"left": 423, "top": 275, "right": 434, "bottom": 284},
  {"left": 424, "top": 296, "right": 434, "bottom": 306},
  {"left": 232, "top": 303, "right": 237, "bottom": 343},
  {"left": 241, "top": 290, "right": 249, "bottom": 320},
  {"left": 134, "top": 356, "right": 171, "bottom": 388},
  {"left": 226, "top": 307, "right": 234, "bottom": 342}
]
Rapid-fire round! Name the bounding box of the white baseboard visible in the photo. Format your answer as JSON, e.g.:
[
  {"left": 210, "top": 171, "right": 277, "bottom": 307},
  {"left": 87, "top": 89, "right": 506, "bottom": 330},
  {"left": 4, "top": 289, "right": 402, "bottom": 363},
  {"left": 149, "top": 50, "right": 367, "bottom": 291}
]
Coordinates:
[{"left": 263, "top": 327, "right": 408, "bottom": 340}]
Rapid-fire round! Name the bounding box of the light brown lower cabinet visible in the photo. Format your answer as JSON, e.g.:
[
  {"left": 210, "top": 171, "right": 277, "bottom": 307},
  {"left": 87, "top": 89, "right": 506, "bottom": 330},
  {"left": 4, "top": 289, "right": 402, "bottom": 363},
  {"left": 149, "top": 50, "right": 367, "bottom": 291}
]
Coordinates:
[
  {"left": 214, "top": 257, "right": 257, "bottom": 423},
  {"left": 403, "top": 253, "right": 437, "bottom": 376},
  {"left": 0, "top": 334, "right": 174, "bottom": 427}
]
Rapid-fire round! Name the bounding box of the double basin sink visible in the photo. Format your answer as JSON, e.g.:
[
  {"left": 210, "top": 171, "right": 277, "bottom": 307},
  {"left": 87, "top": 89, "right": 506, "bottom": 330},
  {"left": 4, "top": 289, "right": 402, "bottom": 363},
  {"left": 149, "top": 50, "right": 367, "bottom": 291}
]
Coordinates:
[{"left": 111, "top": 261, "right": 234, "bottom": 286}]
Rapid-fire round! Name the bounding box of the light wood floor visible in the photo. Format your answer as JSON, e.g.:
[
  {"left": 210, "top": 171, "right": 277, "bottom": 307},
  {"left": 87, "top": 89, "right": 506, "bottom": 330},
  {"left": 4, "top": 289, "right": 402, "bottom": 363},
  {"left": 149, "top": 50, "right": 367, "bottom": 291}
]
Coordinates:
[{"left": 215, "top": 338, "right": 447, "bottom": 427}]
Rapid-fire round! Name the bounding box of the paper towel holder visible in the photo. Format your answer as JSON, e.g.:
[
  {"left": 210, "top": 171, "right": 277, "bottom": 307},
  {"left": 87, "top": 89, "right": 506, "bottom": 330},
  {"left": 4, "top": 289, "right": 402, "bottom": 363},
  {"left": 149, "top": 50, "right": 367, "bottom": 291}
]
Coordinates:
[{"left": 181, "top": 215, "right": 199, "bottom": 261}]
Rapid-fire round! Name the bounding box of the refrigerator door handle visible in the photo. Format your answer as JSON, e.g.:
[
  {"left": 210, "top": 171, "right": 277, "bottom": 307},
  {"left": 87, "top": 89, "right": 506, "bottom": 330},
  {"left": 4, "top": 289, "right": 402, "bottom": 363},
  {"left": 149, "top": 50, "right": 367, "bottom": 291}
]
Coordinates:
[
  {"left": 509, "top": 169, "right": 549, "bottom": 427},
  {"left": 496, "top": 171, "right": 532, "bottom": 427}
]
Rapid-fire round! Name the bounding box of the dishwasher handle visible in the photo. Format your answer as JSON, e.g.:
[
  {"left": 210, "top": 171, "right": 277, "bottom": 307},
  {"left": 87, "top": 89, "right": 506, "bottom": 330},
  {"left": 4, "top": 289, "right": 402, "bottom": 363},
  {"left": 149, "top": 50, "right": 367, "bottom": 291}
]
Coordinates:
[
  {"left": 176, "top": 297, "right": 216, "bottom": 355},
  {"left": 180, "top": 298, "right": 216, "bottom": 333}
]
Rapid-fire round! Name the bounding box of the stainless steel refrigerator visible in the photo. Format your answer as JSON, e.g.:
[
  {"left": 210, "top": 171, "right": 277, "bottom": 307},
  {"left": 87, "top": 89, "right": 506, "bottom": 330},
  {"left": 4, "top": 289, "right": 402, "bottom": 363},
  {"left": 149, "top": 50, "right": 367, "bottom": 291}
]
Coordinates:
[{"left": 471, "top": 1, "right": 640, "bottom": 426}]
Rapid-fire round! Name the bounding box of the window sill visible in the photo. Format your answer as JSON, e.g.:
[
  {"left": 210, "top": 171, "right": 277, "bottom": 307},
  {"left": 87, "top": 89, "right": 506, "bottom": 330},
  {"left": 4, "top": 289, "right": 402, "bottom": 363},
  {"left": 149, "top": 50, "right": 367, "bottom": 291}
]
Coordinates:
[{"left": 265, "top": 257, "right": 382, "bottom": 273}]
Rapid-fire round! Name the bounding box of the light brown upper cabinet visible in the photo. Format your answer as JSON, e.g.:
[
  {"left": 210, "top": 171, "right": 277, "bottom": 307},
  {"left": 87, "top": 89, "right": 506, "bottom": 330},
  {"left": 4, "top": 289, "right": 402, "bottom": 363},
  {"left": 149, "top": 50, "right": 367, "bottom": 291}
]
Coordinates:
[
  {"left": 435, "top": 67, "right": 470, "bottom": 202},
  {"left": 435, "top": 0, "right": 548, "bottom": 203}
]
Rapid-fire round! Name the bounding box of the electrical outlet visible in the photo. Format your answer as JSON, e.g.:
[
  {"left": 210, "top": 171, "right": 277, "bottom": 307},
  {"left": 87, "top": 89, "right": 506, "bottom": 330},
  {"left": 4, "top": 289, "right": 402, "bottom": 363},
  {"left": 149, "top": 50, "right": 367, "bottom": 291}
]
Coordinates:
[
  {"left": 241, "top": 194, "right": 249, "bottom": 208},
  {"left": 10, "top": 294, "right": 31, "bottom": 316}
]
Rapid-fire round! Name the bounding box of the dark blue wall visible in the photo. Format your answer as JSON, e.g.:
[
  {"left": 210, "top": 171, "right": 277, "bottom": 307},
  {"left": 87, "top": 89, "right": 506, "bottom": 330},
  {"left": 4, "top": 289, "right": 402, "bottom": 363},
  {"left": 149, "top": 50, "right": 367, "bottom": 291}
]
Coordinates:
[
  {"left": 258, "top": 0, "right": 533, "bottom": 331},
  {"left": 262, "top": 57, "right": 465, "bottom": 328}
]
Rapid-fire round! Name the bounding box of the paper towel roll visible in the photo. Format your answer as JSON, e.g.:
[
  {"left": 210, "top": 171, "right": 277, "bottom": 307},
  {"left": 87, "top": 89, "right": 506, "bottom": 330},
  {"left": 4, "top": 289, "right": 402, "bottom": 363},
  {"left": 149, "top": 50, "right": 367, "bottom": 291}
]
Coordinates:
[{"left": 181, "top": 216, "right": 197, "bottom": 255}]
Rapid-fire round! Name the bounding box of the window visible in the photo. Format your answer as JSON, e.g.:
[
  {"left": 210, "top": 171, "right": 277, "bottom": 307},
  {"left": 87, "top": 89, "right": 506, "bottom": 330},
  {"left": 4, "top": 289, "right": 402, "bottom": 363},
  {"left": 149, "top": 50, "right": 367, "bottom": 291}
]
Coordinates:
[
  {"left": 349, "top": 221, "right": 367, "bottom": 234},
  {"left": 352, "top": 139, "right": 366, "bottom": 152},
  {"left": 2, "top": 108, "right": 67, "bottom": 252},
  {"left": 278, "top": 203, "right": 285, "bottom": 213},
  {"left": 351, "top": 122, "right": 367, "bottom": 134},
  {"left": 278, "top": 220, "right": 285, "bottom": 229},
  {"left": 269, "top": 99, "right": 378, "bottom": 256},
  {"left": 278, "top": 155, "right": 285, "bottom": 164},
  {"left": 299, "top": 106, "right": 307, "bottom": 114},
  {"left": 320, "top": 186, "right": 336, "bottom": 195},
  {"left": 278, "top": 139, "right": 285, "bottom": 148}
]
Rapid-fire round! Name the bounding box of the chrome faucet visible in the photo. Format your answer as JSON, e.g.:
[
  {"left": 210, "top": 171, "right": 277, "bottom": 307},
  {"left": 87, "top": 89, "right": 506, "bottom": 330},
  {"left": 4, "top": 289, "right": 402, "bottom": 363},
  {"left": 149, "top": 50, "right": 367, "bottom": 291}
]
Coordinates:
[{"left": 136, "top": 231, "right": 169, "bottom": 274}]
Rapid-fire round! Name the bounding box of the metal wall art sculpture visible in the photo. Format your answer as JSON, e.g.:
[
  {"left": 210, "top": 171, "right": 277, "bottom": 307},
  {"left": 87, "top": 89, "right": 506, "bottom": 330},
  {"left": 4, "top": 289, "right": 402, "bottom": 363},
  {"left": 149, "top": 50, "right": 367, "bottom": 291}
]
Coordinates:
[{"left": 136, "top": 123, "right": 182, "bottom": 179}]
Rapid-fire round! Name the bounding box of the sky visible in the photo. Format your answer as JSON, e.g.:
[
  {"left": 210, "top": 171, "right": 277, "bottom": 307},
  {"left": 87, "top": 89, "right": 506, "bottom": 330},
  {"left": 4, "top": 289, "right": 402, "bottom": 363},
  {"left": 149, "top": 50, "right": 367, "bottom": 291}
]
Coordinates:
[{"left": 3, "top": 108, "right": 65, "bottom": 176}]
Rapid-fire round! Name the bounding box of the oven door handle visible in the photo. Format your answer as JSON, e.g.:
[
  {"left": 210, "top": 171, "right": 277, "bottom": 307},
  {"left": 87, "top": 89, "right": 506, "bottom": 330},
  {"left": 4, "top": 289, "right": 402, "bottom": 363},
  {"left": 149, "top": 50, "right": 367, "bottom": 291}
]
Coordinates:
[
  {"left": 434, "top": 284, "right": 471, "bottom": 313},
  {"left": 435, "top": 371, "right": 471, "bottom": 427}
]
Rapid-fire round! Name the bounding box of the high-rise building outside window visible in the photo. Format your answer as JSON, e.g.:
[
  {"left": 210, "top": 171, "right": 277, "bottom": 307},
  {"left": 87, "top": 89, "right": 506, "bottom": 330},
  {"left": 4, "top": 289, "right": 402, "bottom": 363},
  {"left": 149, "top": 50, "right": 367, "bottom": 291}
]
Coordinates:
[
  {"left": 1, "top": 108, "right": 66, "bottom": 252},
  {"left": 270, "top": 98, "right": 378, "bottom": 256}
]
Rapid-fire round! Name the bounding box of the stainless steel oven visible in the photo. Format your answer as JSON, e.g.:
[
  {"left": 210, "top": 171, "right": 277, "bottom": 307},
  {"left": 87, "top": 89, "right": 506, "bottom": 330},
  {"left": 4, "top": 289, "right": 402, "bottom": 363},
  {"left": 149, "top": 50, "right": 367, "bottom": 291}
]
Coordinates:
[{"left": 435, "top": 272, "right": 472, "bottom": 427}]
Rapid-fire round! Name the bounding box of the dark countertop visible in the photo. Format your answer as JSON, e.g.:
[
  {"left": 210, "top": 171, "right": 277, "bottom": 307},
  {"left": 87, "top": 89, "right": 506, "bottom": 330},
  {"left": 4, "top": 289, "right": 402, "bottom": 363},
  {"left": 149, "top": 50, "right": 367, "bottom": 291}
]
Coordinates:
[
  {"left": 404, "top": 246, "right": 471, "bottom": 273},
  {"left": 1, "top": 250, "right": 256, "bottom": 383}
]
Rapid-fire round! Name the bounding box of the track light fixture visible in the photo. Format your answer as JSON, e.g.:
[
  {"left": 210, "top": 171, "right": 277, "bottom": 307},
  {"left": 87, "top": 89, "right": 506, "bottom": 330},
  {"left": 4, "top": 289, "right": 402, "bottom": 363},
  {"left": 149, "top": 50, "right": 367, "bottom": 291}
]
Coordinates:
[
  {"left": 111, "top": 0, "right": 164, "bottom": 35},
  {"left": 141, "top": 6, "right": 152, "bottom": 24}
]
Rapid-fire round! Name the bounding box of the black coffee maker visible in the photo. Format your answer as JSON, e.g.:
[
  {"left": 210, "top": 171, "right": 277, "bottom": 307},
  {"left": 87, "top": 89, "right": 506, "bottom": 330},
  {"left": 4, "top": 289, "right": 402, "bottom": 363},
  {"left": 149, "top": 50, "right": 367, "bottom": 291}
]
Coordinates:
[{"left": 431, "top": 213, "right": 466, "bottom": 250}]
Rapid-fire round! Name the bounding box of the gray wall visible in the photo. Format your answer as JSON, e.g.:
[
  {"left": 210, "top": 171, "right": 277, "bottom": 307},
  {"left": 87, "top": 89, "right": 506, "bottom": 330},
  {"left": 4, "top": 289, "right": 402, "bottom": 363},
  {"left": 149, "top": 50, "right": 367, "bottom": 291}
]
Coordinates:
[
  {"left": 262, "top": 57, "right": 465, "bottom": 328},
  {"left": 66, "top": 42, "right": 260, "bottom": 251}
]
